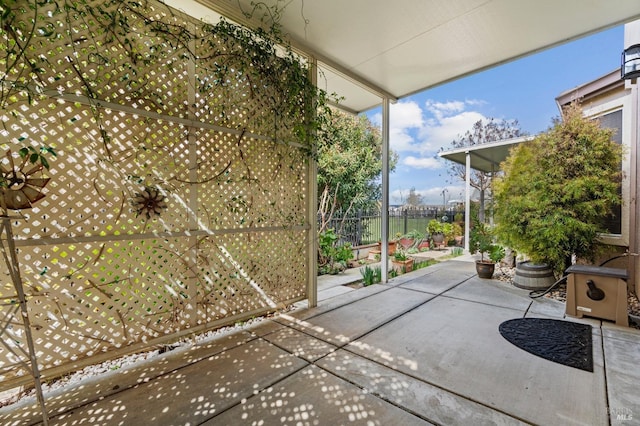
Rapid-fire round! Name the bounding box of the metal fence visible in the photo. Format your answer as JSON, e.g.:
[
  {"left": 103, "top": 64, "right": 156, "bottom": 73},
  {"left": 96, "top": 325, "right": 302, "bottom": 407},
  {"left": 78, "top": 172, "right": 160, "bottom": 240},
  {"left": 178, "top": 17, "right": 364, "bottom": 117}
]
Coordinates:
[{"left": 321, "top": 207, "right": 465, "bottom": 246}]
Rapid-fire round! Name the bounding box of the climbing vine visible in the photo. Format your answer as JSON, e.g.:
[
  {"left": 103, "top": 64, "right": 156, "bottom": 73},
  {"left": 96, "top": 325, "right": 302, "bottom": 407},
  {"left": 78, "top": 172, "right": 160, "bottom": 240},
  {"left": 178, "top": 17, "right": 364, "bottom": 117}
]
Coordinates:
[
  {"left": 0, "top": 0, "right": 328, "bottom": 148},
  {"left": 0, "top": 0, "right": 324, "bottom": 389},
  {"left": 0, "top": 0, "right": 330, "bottom": 217}
]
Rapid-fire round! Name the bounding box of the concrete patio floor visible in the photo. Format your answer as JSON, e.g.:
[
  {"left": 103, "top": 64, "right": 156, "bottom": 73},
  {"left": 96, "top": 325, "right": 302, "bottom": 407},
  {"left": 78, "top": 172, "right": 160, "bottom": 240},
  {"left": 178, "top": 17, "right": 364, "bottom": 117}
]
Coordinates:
[{"left": 2, "top": 257, "right": 640, "bottom": 425}]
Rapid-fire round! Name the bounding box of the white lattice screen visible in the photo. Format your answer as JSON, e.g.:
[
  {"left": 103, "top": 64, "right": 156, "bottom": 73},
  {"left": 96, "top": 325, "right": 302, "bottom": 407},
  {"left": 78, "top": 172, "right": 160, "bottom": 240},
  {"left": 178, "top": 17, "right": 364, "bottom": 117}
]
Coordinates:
[{"left": 0, "top": 0, "right": 312, "bottom": 391}]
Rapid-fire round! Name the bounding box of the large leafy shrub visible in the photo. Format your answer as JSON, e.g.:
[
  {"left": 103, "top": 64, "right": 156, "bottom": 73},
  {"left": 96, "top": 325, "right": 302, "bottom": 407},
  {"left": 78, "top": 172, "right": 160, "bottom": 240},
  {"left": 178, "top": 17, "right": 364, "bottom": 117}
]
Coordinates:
[{"left": 493, "top": 104, "right": 623, "bottom": 275}]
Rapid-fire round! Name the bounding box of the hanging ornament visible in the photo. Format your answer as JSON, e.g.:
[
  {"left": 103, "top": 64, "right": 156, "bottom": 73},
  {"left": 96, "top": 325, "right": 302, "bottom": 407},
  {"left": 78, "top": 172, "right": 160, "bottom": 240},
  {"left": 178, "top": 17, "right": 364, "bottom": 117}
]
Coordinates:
[
  {"left": 131, "top": 186, "right": 167, "bottom": 219},
  {"left": 0, "top": 150, "right": 50, "bottom": 211}
]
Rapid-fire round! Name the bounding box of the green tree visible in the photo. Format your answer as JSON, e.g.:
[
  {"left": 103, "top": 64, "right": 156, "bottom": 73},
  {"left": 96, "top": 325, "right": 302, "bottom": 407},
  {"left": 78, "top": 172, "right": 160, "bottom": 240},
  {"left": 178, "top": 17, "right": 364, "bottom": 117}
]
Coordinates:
[
  {"left": 493, "top": 104, "right": 623, "bottom": 275},
  {"left": 442, "top": 118, "right": 523, "bottom": 222},
  {"left": 317, "top": 109, "right": 397, "bottom": 234}
]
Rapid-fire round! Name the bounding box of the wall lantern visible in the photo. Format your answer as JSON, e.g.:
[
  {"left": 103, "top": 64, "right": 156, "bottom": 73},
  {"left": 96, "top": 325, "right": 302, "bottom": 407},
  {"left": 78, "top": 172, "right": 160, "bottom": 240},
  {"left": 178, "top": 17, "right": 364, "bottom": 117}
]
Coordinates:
[{"left": 621, "top": 44, "right": 640, "bottom": 80}]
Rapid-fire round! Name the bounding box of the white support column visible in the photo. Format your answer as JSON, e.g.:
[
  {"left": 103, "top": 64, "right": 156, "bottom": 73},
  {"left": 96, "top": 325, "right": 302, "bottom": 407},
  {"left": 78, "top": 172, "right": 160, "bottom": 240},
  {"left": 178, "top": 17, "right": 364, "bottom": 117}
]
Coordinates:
[
  {"left": 307, "top": 56, "right": 318, "bottom": 307},
  {"left": 381, "top": 98, "right": 390, "bottom": 282},
  {"left": 464, "top": 151, "right": 471, "bottom": 252}
]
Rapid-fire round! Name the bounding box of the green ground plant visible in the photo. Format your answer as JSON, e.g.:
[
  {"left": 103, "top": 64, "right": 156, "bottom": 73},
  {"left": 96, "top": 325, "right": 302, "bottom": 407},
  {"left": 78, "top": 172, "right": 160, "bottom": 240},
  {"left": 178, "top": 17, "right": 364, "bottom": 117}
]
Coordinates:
[
  {"left": 413, "top": 259, "right": 439, "bottom": 270},
  {"left": 360, "top": 265, "right": 382, "bottom": 286},
  {"left": 451, "top": 247, "right": 464, "bottom": 256},
  {"left": 318, "top": 229, "right": 353, "bottom": 275}
]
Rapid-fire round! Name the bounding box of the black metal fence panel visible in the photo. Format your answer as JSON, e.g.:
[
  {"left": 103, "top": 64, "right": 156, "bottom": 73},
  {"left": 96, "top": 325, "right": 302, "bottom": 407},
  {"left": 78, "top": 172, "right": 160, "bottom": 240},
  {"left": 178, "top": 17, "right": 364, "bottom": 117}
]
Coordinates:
[{"left": 320, "top": 208, "right": 465, "bottom": 246}]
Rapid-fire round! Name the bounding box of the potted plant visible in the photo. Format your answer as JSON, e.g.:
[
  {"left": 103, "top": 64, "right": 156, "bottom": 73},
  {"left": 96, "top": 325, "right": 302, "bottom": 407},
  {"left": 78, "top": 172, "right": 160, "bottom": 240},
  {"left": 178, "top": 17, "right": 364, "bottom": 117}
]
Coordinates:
[
  {"left": 391, "top": 249, "right": 414, "bottom": 274},
  {"left": 451, "top": 222, "right": 463, "bottom": 246},
  {"left": 427, "top": 219, "right": 451, "bottom": 248},
  {"left": 376, "top": 238, "right": 397, "bottom": 255},
  {"left": 469, "top": 217, "right": 504, "bottom": 278},
  {"left": 398, "top": 229, "right": 423, "bottom": 249}
]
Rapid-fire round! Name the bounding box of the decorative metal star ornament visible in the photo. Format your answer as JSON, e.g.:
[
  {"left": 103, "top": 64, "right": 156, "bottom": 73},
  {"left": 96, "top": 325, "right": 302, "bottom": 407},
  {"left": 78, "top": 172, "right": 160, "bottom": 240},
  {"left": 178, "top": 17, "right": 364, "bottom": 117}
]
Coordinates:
[{"left": 131, "top": 186, "right": 167, "bottom": 219}]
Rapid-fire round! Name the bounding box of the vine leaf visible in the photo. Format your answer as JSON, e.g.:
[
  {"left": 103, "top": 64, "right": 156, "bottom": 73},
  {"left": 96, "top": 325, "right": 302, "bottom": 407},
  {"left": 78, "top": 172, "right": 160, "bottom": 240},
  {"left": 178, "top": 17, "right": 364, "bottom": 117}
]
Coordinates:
[{"left": 18, "top": 146, "right": 57, "bottom": 170}]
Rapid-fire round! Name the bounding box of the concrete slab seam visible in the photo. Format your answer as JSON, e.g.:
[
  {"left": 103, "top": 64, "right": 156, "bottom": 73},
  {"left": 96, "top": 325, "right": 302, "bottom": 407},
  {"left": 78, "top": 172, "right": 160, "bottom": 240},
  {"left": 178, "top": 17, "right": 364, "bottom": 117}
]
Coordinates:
[
  {"left": 24, "top": 332, "right": 265, "bottom": 424},
  {"left": 601, "top": 325, "right": 612, "bottom": 426},
  {"left": 438, "top": 293, "right": 530, "bottom": 315},
  {"left": 202, "top": 360, "right": 309, "bottom": 424},
  {"left": 286, "top": 285, "right": 397, "bottom": 322},
  {"left": 397, "top": 273, "right": 477, "bottom": 298},
  {"left": 323, "top": 346, "right": 530, "bottom": 425}
]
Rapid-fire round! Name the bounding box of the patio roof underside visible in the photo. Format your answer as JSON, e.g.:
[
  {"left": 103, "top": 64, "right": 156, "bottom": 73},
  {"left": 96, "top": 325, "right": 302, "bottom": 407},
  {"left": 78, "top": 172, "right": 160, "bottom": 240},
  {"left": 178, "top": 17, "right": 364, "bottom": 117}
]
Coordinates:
[
  {"left": 174, "top": 0, "right": 640, "bottom": 113},
  {"left": 439, "top": 136, "right": 535, "bottom": 173}
]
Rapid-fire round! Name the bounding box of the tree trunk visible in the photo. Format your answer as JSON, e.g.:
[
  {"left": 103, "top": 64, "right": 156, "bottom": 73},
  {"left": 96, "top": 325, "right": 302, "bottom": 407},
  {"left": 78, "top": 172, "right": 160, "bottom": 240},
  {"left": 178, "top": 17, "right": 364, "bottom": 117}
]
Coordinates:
[{"left": 479, "top": 188, "right": 485, "bottom": 223}]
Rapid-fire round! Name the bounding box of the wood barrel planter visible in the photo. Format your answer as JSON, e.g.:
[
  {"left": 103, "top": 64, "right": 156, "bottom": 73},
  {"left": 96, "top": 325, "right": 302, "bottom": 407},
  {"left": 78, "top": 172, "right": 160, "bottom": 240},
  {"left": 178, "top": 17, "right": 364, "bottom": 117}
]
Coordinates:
[{"left": 513, "top": 261, "right": 555, "bottom": 290}]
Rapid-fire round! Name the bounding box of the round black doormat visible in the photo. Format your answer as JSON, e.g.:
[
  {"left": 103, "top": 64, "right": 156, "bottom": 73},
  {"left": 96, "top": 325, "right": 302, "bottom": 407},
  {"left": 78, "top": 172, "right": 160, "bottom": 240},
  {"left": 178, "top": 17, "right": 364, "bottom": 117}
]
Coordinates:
[{"left": 499, "top": 318, "right": 593, "bottom": 372}]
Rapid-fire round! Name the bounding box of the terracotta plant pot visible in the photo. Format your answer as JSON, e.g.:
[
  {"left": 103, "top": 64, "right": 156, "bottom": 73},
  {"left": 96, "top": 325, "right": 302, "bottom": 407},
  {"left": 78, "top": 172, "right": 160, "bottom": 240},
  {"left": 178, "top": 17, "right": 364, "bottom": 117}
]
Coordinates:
[
  {"left": 392, "top": 258, "right": 414, "bottom": 274},
  {"left": 398, "top": 238, "right": 414, "bottom": 249},
  {"left": 377, "top": 241, "right": 397, "bottom": 255},
  {"left": 418, "top": 241, "right": 430, "bottom": 250}
]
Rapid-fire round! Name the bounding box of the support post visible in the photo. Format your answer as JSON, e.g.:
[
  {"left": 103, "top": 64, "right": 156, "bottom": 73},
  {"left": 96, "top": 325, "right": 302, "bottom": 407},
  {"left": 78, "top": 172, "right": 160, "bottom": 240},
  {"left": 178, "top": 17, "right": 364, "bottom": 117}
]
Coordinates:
[
  {"left": 464, "top": 151, "right": 471, "bottom": 252},
  {"left": 306, "top": 56, "right": 318, "bottom": 307},
  {"left": 381, "top": 97, "right": 390, "bottom": 282},
  {"left": 625, "top": 22, "right": 640, "bottom": 297},
  {"left": 0, "top": 217, "right": 48, "bottom": 424},
  {"left": 186, "top": 32, "right": 199, "bottom": 325},
  {"left": 631, "top": 77, "right": 639, "bottom": 297}
]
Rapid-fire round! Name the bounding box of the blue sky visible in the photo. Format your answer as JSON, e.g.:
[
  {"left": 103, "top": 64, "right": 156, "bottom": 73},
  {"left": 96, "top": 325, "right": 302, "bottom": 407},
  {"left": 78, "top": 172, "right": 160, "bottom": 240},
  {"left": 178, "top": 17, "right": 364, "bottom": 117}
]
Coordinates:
[{"left": 367, "top": 25, "right": 625, "bottom": 206}]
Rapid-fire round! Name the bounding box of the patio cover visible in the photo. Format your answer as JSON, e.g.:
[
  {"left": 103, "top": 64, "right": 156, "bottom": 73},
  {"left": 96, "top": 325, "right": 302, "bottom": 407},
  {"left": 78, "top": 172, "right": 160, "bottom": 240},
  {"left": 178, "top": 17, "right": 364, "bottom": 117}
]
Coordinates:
[
  {"left": 438, "top": 136, "right": 535, "bottom": 173},
  {"left": 180, "top": 0, "right": 640, "bottom": 114},
  {"left": 439, "top": 136, "right": 535, "bottom": 251}
]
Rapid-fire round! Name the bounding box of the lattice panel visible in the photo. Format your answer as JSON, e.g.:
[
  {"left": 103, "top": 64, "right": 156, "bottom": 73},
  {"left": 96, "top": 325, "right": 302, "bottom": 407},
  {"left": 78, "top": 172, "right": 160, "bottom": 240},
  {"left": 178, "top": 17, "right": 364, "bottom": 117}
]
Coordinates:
[
  {"left": 196, "top": 231, "right": 308, "bottom": 323},
  {"left": 0, "top": 294, "right": 27, "bottom": 384},
  {"left": 195, "top": 129, "right": 308, "bottom": 229},
  {"left": 0, "top": 229, "right": 307, "bottom": 381},
  {"left": 0, "top": 237, "right": 193, "bottom": 380},
  {"left": 0, "top": 0, "right": 312, "bottom": 389},
  {"left": 16, "top": 1, "right": 192, "bottom": 119},
  {"left": 2, "top": 95, "right": 193, "bottom": 239}
]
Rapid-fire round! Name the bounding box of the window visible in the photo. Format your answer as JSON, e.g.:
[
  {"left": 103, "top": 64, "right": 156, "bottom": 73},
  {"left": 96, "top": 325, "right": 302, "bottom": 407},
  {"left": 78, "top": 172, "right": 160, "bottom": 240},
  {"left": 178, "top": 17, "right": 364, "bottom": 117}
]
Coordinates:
[{"left": 597, "top": 110, "right": 623, "bottom": 235}]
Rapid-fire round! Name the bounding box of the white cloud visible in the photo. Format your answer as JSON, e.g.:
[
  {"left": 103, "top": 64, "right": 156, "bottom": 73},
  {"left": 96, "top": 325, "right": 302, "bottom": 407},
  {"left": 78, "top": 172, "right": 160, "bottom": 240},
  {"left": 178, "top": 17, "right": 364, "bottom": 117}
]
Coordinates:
[
  {"left": 391, "top": 101, "right": 424, "bottom": 128},
  {"left": 403, "top": 156, "right": 441, "bottom": 169},
  {"left": 371, "top": 98, "right": 496, "bottom": 170},
  {"left": 420, "top": 110, "right": 486, "bottom": 152},
  {"left": 390, "top": 101, "right": 424, "bottom": 151},
  {"left": 372, "top": 101, "right": 424, "bottom": 152},
  {"left": 425, "top": 100, "right": 466, "bottom": 120}
]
